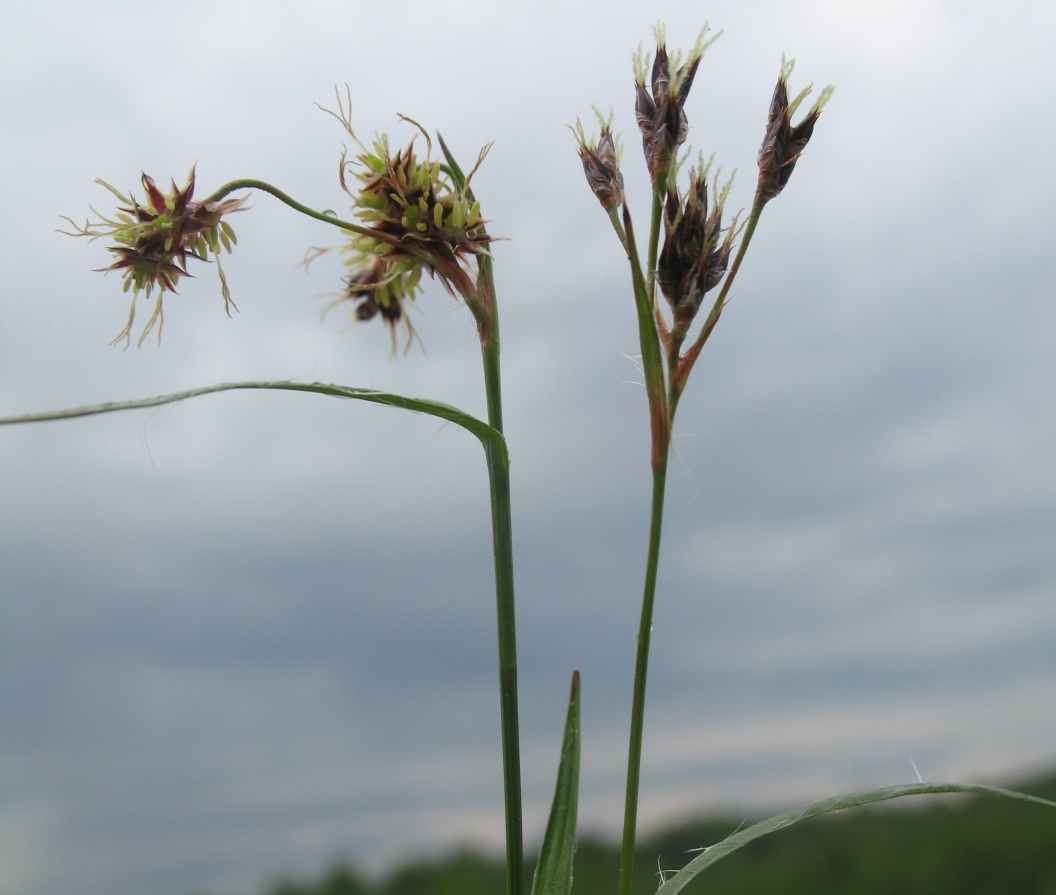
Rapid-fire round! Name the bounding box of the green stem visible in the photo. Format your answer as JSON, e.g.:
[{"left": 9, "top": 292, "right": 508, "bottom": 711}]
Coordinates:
[
  {"left": 0, "top": 381, "right": 502, "bottom": 451},
  {"left": 617, "top": 454, "right": 669, "bottom": 895},
  {"left": 207, "top": 169, "right": 527, "bottom": 892},
  {"left": 477, "top": 259, "right": 525, "bottom": 895},
  {"left": 615, "top": 172, "right": 675, "bottom": 895},
  {"left": 620, "top": 206, "right": 669, "bottom": 467},
  {"left": 1, "top": 371, "right": 523, "bottom": 890},
  {"left": 671, "top": 196, "right": 767, "bottom": 411},
  {"left": 645, "top": 170, "right": 669, "bottom": 306},
  {"left": 698, "top": 197, "right": 765, "bottom": 347},
  {"left": 203, "top": 179, "right": 412, "bottom": 254}
]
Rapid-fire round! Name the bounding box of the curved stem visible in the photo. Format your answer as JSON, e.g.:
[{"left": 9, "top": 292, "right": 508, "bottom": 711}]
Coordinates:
[
  {"left": 2, "top": 367, "right": 524, "bottom": 891},
  {"left": 203, "top": 179, "right": 407, "bottom": 252},
  {"left": 0, "top": 381, "right": 506, "bottom": 460}
]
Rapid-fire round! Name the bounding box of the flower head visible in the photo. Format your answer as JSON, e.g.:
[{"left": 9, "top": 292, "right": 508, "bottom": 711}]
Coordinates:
[
  {"left": 61, "top": 168, "right": 248, "bottom": 347},
  {"left": 572, "top": 110, "right": 625, "bottom": 213},
  {"left": 325, "top": 249, "right": 427, "bottom": 355},
  {"left": 318, "top": 89, "right": 494, "bottom": 351},
  {"left": 657, "top": 157, "right": 741, "bottom": 340},
  {"left": 633, "top": 23, "right": 720, "bottom": 184},
  {"left": 757, "top": 55, "right": 834, "bottom": 203}
]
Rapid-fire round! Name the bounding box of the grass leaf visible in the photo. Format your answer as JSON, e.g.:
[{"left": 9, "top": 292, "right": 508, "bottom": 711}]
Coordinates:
[
  {"left": 531, "top": 670, "right": 581, "bottom": 895},
  {"left": 655, "top": 782, "right": 1056, "bottom": 895}
]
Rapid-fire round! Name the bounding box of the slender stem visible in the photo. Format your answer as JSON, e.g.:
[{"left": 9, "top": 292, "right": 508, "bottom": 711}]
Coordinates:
[
  {"left": 419, "top": 131, "right": 524, "bottom": 894},
  {"left": 617, "top": 454, "right": 669, "bottom": 895},
  {"left": 616, "top": 166, "right": 676, "bottom": 895},
  {"left": 0, "top": 380, "right": 500, "bottom": 446},
  {"left": 1, "top": 365, "right": 524, "bottom": 885},
  {"left": 203, "top": 179, "right": 413, "bottom": 254},
  {"left": 621, "top": 206, "right": 669, "bottom": 468},
  {"left": 715, "top": 195, "right": 765, "bottom": 310},
  {"left": 671, "top": 196, "right": 767, "bottom": 405},
  {"left": 645, "top": 169, "right": 669, "bottom": 306},
  {"left": 477, "top": 259, "right": 524, "bottom": 895}
]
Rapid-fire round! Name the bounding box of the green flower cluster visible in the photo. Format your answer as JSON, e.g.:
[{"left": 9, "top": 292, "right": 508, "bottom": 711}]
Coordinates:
[
  {"left": 321, "top": 92, "right": 493, "bottom": 352},
  {"left": 62, "top": 168, "right": 247, "bottom": 347}
]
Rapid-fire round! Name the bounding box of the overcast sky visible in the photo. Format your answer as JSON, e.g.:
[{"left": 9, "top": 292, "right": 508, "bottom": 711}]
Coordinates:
[{"left": 2, "top": 2, "right": 1056, "bottom": 895}]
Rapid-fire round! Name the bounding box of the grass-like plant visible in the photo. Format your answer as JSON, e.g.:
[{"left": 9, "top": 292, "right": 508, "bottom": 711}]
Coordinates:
[{"left": 3, "top": 21, "right": 1053, "bottom": 895}]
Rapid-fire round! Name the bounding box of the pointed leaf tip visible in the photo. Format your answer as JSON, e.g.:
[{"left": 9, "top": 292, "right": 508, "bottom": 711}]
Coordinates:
[{"left": 531, "top": 671, "right": 581, "bottom": 895}]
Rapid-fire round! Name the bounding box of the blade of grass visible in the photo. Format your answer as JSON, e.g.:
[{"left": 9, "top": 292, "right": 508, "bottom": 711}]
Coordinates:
[
  {"left": 655, "top": 782, "right": 1056, "bottom": 895},
  {"left": 0, "top": 380, "right": 506, "bottom": 466},
  {"left": 531, "top": 670, "right": 581, "bottom": 895}
]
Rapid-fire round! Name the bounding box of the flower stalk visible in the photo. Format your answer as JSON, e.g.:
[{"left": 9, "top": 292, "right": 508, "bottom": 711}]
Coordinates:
[
  {"left": 577, "top": 27, "right": 832, "bottom": 895},
  {"left": 58, "top": 94, "right": 527, "bottom": 895}
]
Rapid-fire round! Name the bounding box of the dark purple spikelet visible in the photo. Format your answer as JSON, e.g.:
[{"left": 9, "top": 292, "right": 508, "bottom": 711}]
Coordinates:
[
  {"left": 657, "top": 163, "right": 736, "bottom": 336},
  {"left": 574, "top": 114, "right": 625, "bottom": 213},
  {"left": 633, "top": 25, "right": 716, "bottom": 184},
  {"left": 757, "top": 56, "right": 834, "bottom": 203}
]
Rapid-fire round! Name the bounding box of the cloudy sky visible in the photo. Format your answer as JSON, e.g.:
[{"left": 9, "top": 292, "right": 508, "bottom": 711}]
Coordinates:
[{"left": 2, "top": 2, "right": 1056, "bottom": 894}]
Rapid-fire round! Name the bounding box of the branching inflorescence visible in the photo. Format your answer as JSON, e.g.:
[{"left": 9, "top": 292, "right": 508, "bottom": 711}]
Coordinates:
[{"left": 574, "top": 22, "right": 834, "bottom": 895}]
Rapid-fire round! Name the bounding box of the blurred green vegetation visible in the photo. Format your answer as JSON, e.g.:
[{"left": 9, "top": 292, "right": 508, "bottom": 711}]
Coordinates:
[{"left": 261, "top": 771, "right": 1056, "bottom": 895}]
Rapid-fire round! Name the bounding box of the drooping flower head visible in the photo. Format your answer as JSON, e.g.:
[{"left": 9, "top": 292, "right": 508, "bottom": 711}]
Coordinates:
[
  {"left": 657, "top": 155, "right": 742, "bottom": 341},
  {"left": 633, "top": 23, "right": 721, "bottom": 184},
  {"left": 317, "top": 89, "right": 494, "bottom": 352},
  {"left": 61, "top": 168, "right": 248, "bottom": 347},
  {"left": 757, "top": 55, "right": 835, "bottom": 203}
]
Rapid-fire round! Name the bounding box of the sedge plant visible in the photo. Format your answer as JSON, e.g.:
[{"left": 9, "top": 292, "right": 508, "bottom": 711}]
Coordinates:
[{"left": 2, "top": 21, "right": 1054, "bottom": 895}]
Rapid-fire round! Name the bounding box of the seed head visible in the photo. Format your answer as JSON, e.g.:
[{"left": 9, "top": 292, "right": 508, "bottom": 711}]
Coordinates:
[
  {"left": 572, "top": 110, "right": 625, "bottom": 213},
  {"left": 318, "top": 89, "right": 494, "bottom": 349},
  {"left": 657, "top": 158, "right": 740, "bottom": 338},
  {"left": 60, "top": 168, "right": 248, "bottom": 347},
  {"left": 757, "top": 55, "right": 834, "bottom": 203},
  {"left": 633, "top": 23, "right": 720, "bottom": 184}
]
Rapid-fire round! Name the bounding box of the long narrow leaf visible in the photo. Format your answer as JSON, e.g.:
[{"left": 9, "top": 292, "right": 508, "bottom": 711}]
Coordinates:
[
  {"left": 0, "top": 380, "right": 508, "bottom": 469},
  {"left": 531, "top": 670, "right": 581, "bottom": 895},
  {"left": 655, "top": 782, "right": 1056, "bottom": 895}
]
